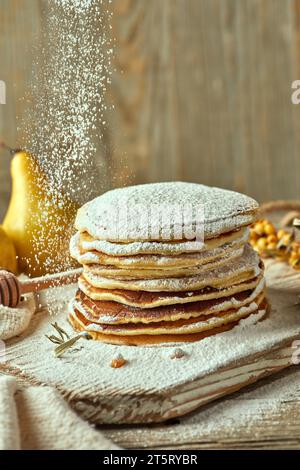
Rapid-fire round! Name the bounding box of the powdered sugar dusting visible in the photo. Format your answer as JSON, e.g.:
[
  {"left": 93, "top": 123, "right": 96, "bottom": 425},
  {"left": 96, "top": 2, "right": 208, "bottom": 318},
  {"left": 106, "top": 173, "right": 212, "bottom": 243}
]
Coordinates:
[{"left": 53, "top": 0, "right": 95, "bottom": 13}]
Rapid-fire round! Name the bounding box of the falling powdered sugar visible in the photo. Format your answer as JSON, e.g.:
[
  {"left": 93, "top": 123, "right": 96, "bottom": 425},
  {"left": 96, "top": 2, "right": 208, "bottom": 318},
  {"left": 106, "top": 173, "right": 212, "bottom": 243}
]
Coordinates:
[{"left": 19, "top": 0, "right": 114, "bottom": 276}]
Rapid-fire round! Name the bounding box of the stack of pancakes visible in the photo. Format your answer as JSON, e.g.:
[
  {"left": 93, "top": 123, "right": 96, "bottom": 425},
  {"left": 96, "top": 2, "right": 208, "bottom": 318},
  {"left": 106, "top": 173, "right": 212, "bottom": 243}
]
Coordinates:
[{"left": 69, "top": 182, "right": 266, "bottom": 346}]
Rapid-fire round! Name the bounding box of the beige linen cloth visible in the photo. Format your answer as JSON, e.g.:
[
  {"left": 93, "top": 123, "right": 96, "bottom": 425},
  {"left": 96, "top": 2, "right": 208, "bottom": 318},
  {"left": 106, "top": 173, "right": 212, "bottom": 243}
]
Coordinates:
[{"left": 0, "top": 293, "right": 120, "bottom": 450}]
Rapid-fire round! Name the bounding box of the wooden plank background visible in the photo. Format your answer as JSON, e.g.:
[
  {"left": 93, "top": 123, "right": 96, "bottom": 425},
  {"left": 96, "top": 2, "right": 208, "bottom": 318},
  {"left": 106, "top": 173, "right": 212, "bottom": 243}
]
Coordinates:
[{"left": 1, "top": 0, "right": 300, "bottom": 220}]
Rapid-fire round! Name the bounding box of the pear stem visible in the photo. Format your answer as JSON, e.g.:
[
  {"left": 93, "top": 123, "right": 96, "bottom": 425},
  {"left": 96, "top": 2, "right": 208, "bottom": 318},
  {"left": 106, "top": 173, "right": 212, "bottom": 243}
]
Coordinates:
[{"left": 0, "top": 140, "right": 20, "bottom": 155}]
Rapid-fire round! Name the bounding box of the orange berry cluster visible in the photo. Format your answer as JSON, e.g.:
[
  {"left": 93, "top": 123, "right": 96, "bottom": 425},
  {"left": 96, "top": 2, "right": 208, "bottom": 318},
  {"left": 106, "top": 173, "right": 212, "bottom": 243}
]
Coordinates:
[
  {"left": 289, "top": 241, "right": 300, "bottom": 269},
  {"left": 250, "top": 219, "right": 300, "bottom": 269}
]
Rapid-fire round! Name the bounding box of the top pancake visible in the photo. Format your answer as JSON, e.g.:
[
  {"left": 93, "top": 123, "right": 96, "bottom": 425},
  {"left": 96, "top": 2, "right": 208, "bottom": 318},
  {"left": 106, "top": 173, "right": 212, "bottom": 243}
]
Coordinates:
[{"left": 75, "top": 182, "right": 258, "bottom": 242}]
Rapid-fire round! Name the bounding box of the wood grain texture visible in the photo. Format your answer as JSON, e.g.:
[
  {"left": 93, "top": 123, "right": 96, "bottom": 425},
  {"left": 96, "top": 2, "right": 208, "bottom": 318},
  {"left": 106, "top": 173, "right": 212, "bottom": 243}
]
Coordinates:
[
  {"left": 2, "top": 0, "right": 300, "bottom": 220},
  {"left": 102, "top": 368, "right": 300, "bottom": 449},
  {"left": 109, "top": 0, "right": 300, "bottom": 199},
  {"left": 0, "top": 0, "right": 42, "bottom": 219}
]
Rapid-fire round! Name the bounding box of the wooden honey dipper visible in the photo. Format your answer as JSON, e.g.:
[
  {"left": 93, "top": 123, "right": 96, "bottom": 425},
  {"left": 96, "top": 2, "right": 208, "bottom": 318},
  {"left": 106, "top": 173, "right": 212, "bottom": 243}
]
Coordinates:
[{"left": 0, "top": 268, "right": 83, "bottom": 308}]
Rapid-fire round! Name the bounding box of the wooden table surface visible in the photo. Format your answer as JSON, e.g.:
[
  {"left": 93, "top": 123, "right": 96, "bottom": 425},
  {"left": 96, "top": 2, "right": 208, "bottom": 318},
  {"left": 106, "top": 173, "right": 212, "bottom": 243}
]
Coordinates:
[
  {"left": 102, "top": 366, "right": 300, "bottom": 450},
  {"left": 1, "top": 358, "right": 299, "bottom": 449}
]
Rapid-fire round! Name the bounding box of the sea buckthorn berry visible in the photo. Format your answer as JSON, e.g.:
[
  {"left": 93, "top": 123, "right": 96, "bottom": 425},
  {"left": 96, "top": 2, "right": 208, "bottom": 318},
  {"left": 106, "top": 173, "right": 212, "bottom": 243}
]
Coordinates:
[
  {"left": 290, "top": 251, "right": 298, "bottom": 260},
  {"left": 256, "top": 238, "right": 268, "bottom": 251},
  {"left": 267, "top": 234, "right": 277, "bottom": 244},
  {"left": 264, "top": 223, "right": 276, "bottom": 235},
  {"left": 277, "top": 229, "right": 287, "bottom": 240},
  {"left": 290, "top": 257, "right": 300, "bottom": 269},
  {"left": 281, "top": 234, "right": 293, "bottom": 246},
  {"left": 253, "top": 222, "right": 265, "bottom": 236},
  {"left": 290, "top": 242, "right": 300, "bottom": 257}
]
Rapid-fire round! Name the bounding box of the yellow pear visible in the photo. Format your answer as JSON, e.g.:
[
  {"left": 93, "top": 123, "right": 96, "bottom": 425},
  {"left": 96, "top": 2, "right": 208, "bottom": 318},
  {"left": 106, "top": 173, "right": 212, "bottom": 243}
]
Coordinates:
[
  {"left": 3, "top": 150, "right": 79, "bottom": 277},
  {"left": 0, "top": 225, "right": 17, "bottom": 273}
]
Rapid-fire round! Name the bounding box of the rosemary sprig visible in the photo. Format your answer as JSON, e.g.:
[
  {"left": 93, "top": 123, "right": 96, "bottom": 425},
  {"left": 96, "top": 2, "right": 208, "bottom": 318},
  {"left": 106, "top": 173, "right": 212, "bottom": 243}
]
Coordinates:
[
  {"left": 54, "top": 331, "right": 91, "bottom": 358},
  {"left": 45, "top": 322, "right": 70, "bottom": 344},
  {"left": 45, "top": 335, "right": 63, "bottom": 345},
  {"left": 46, "top": 322, "right": 91, "bottom": 357}
]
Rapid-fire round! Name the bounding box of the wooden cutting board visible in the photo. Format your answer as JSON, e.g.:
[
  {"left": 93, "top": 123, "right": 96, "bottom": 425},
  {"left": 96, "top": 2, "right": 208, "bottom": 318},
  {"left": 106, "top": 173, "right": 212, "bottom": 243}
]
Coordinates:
[{"left": 1, "top": 259, "right": 300, "bottom": 425}]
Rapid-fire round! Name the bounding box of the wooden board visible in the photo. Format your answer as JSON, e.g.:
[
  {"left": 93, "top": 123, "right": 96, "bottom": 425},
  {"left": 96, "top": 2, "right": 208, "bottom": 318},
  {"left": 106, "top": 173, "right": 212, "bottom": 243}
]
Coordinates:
[
  {"left": 102, "top": 366, "right": 300, "bottom": 449},
  {"left": 1, "top": 259, "right": 300, "bottom": 425}
]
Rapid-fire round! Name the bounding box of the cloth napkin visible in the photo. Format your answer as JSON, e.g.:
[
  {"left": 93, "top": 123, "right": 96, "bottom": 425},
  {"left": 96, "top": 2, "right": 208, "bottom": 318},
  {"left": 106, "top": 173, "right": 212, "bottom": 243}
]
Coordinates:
[
  {"left": 0, "top": 293, "right": 36, "bottom": 340},
  {"left": 0, "top": 375, "right": 120, "bottom": 450}
]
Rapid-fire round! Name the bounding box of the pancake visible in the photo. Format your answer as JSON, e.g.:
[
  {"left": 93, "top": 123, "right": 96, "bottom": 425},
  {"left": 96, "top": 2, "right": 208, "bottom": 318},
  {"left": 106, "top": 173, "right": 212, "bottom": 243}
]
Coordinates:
[
  {"left": 73, "top": 278, "right": 265, "bottom": 324},
  {"left": 68, "top": 312, "right": 256, "bottom": 346},
  {"left": 75, "top": 182, "right": 258, "bottom": 242},
  {"left": 82, "top": 245, "right": 262, "bottom": 292},
  {"left": 77, "top": 226, "right": 249, "bottom": 257},
  {"left": 70, "top": 228, "right": 249, "bottom": 267},
  {"left": 83, "top": 247, "right": 243, "bottom": 280},
  {"left": 70, "top": 292, "right": 264, "bottom": 335},
  {"left": 68, "top": 295, "right": 267, "bottom": 344},
  {"left": 68, "top": 182, "right": 264, "bottom": 346},
  {"left": 78, "top": 273, "right": 264, "bottom": 308}
]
